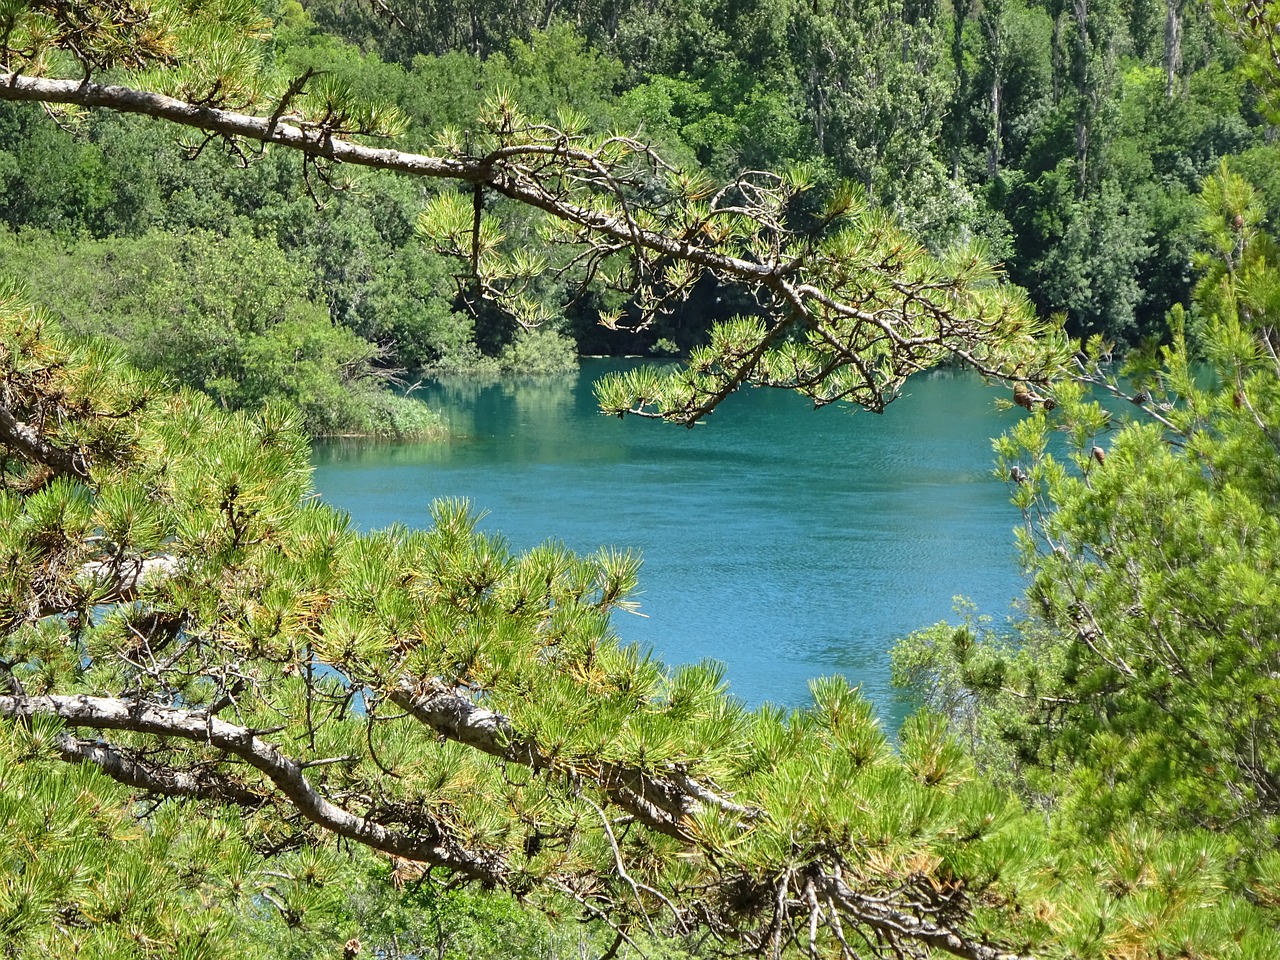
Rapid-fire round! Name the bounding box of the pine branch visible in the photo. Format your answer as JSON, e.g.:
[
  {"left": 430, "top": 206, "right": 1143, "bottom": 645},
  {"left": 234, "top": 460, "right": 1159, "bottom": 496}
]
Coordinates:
[
  {"left": 0, "top": 402, "right": 89, "bottom": 479},
  {"left": 389, "top": 681, "right": 759, "bottom": 841},
  {"left": 0, "top": 73, "right": 1069, "bottom": 423},
  {"left": 817, "top": 874, "right": 1034, "bottom": 960},
  {"left": 67, "top": 554, "right": 180, "bottom": 608},
  {"left": 4, "top": 693, "right": 1042, "bottom": 960},
  {"left": 56, "top": 733, "right": 268, "bottom": 807},
  {"left": 0, "top": 692, "right": 509, "bottom": 883}
]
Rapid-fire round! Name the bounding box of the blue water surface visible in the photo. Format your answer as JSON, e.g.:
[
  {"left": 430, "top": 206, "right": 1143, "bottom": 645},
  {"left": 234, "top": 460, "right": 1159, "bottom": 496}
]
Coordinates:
[{"left": 312, "top": 362, "right": 1029, "bottom": 723}]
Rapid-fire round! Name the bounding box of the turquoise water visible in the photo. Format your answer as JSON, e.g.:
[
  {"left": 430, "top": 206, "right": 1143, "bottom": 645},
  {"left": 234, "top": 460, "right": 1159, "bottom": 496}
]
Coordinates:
[{"left": 311, "top": 361, "right": 1028, "bottom": 722}]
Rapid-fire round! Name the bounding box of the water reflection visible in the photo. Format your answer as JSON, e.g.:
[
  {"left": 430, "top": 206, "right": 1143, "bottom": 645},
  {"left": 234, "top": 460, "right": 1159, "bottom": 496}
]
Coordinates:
[{"left": 428, "top": 372, "right": 582, "bottom": 442}]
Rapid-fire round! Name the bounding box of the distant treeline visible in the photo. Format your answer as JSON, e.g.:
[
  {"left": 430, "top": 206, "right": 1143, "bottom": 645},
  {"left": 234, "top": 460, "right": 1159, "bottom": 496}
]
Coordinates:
[{"left": 1, "top": 0, "right": 1276, "bottom": 432}]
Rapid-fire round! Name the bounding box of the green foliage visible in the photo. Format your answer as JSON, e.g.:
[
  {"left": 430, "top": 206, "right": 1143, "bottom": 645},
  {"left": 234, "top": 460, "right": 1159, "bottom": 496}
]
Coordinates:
[
  {"left": 0, "top": 228, "right": 445, "bottom": 437},
  {"left": 498, "top": 328, "right": 579, "bottom": 375},
  {"left": 1214, "top": 0, "right": 1280, "bottom": 122},
  {"left": 593, "top": 195, "right": 1069, "bottom": 422},
  {"left": 895, "top": 162, "right": 1280, "bottom": 947},
  {"left": 0, "top": 717, "right": 260, "bottom": 960},
  {"left": 6, "top": 3, "right": 1280, "bottom": 956},
  {"left": 484, "top": 25, "right": 625, "bottom": 131},
  {"left": 1, "top": 0, "right": 269, "bottom": 89},
  {"left": 4, "top": 0, "right": 1273, "bottom": 358},
  {"left": 1, "top": 718, "right": 644, "bottom": 960},
  {"left": 1192, "top": 158, "right": 1280, "bottom": 346},
  {"left": 7, "top": 281, "right": 1279, "bottom": 957}
]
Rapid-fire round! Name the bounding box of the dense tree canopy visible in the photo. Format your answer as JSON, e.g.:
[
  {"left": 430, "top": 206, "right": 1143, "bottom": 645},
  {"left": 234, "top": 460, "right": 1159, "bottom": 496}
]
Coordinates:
[
  {"left": 0, "top": 16, "right": 1071, "bottom": 417},
  {"left": 893, "top": 157, "right": 1280, "bottom": 947},
  {"left": 1, "top": 0, "right": 1276, "bottom": 409}
]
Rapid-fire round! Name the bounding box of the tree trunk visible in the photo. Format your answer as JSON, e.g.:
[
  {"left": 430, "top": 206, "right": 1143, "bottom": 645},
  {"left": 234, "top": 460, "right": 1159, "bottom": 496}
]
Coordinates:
[
  {"left": 981, "top": 0, "right": 1006, "bottom": 179},
  {"left": 1164, "top": 0, "right": 1183, "bottom": 96},
  {"left": 989, "top": 73, "right": 1003, "bottom": 177},
  {"left": 1073, "top": 0, "right": 1090, "bottom": 187}
]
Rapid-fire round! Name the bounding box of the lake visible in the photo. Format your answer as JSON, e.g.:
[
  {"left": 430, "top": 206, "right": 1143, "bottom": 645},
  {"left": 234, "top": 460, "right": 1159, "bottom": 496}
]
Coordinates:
[{"left": 312, "top": 361, "right": 1029, "bottom": 724}]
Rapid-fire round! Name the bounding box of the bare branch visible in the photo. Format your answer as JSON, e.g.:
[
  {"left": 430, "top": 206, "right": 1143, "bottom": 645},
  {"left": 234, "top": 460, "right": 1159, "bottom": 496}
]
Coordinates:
[
  {"left": 817, "top": 874, "right": 1034, "bottom": 960},
  {"left": 56, "top": 733, "right": 268, "bottom": 807}
]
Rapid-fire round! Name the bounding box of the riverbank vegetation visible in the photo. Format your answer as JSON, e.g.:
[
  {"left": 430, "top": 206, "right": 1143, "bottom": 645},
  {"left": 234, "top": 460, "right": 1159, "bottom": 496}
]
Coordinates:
[{"left": 3, "top": 1, "right": 1280, "bottom": 958}]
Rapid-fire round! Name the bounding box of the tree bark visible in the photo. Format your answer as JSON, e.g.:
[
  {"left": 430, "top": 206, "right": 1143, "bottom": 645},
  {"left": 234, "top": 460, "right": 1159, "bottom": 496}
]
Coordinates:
[
  {"left": 0, "top": 403, "right": 89, "bottom": 479},
  {"left": 389, "top": 680, "right": 758, "bottom": 841},
  {"left": 1164, "top": 0, "right": 1184, "bottom": 96},
  {"left": 0, "top": 692, "right": 509, "bottom": 883}
]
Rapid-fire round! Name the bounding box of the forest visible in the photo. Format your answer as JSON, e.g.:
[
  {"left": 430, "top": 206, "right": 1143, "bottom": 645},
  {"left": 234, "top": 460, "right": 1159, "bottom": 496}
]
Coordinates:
[
  {"left": 0, "top": 0, "right": 1276, "bottom": 433},
  {"left": 1, "top": 0, "right": 1280, "bottom": 958}
]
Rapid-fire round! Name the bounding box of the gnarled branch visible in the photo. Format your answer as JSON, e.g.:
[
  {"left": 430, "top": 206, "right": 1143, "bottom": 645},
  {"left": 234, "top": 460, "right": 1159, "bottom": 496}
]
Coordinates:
[
  {"left": 0, "top": 402, "right": 89, "bottom": 479},
  {"left": 0, "top": 692, "right": 508, "bottom": 883},
  {"left": 0, "top": 73, "right": 1067, "bottom": 426},
  {"left": 389, "top": 681, "right": 758, "bottom": 841},
  {"left": 56, "top": 733, "right": 268, "bottom": 808}
]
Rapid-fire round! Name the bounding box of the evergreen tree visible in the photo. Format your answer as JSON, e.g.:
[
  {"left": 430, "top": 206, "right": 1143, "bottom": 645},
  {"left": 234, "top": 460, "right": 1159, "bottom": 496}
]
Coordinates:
[
  {"left": 894, "top": 157, "right": 1280, "bottom": 937},
  {"left": 3, "top": 3, "right": 1280, "bottom": 957}
]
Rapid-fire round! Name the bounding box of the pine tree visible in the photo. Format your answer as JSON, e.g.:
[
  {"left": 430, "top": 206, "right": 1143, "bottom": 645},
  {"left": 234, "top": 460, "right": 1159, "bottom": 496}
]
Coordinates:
[{"left": 894, "top": 157, "right": 1280, "bottom": 950}]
